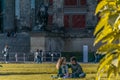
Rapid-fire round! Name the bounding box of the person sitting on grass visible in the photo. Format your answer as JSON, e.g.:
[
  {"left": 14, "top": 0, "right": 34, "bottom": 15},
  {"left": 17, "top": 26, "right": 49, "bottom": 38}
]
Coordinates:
[
  {"left": 68, "top": 56, "right": 86, "bottom": 78},
  {"left": 56, "top": 57, "right": 69, "bottom": 78}
]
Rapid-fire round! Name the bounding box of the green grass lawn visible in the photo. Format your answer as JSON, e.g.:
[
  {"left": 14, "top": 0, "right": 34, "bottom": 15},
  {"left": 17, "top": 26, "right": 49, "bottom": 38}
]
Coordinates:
[{"left": 0, "top": 63, "right": 118, "bottom": 80}]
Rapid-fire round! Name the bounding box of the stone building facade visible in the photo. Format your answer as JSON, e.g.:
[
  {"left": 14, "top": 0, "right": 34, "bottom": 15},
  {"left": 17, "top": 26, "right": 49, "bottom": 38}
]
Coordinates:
[
  {"left": 0, "top": 0, "right": 99, "bottom": 53},
  {"left": 0, "top": 0, "right": 98, "bottom": 32}
]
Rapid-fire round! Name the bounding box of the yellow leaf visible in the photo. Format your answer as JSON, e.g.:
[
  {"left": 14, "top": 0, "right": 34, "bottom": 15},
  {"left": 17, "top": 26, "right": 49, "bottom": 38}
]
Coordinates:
[
  {"left": 99, "top": 52, "right": 112, "bottom": 65},
  {"left": 97, "top": 43, "right": 118, "bottom": 53},
  {"left": 94, "top": 25, "right": 113, "bottom": 45},
  {"left": 94, "top": 0, "right": 120, "bottom": 80},
  {"left": 102, "top": 31, "right": 120, "bottom": 44},
  {"left": 97, "top": 53, "right": 115, "bottom": 73},
  {"left": 94, "top": 13, "right": 109, "bottom": 36},
  {"left": 100, "top": 31, "right": 114, "bottom": 43},
  {"left": 107, "top": 65, "right": 114, "bottom": 79},
  {"left": 95, "top": 0, "right": 108, "bottom": 15}
]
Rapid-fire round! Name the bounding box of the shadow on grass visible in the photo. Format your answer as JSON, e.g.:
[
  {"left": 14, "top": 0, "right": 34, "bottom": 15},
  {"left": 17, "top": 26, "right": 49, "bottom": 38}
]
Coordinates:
[{"left": 0, "top": 72, "right": 53, "bottom": 76}]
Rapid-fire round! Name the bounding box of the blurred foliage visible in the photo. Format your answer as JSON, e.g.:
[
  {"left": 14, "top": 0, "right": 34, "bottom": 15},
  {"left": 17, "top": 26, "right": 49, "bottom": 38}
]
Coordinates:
[{"left": 94, "top": 0, "right": 120, "bottom": 80}]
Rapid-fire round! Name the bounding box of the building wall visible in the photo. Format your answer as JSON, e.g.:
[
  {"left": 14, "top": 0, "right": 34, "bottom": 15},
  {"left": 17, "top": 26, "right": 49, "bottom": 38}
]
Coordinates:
[
  {"left": 0, "top": 33, "right": 30, "bottom": 53},
  {"left": 3, "top": 0, "right": 15, "bottom": 32},
  {"left": 86, "top": 0, "right": 98, "bottom": 28},
  {"left": 45, "top": 37, "right": 64, "bottom": 52},
  {"left": 30, "top": 34, "right": 100, "bottom": 52},
  {"left": 30, "top": 33, "right": 45, "bottom": 52},
  {"left": 1, "top": 0, "right": 98, "bottom": 32},
  {"left": 48, "top": 0, "right": 98, "bottom": 30},
  {"left": 1, "top": 0, "right": 99, "bottom": 53},
  {"left": 64, "top": 38, "right": 100, "bottom": 52},
  {"left": 20, "top": 0, "right": 31, "bottom": 30}
]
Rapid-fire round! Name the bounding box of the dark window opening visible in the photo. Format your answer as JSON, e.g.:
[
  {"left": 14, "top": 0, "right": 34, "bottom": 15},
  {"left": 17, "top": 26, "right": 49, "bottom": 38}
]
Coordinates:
[
  {"left": 64, "top": 0, "right": 77, "bottom": 6},
  {"left": 80, "top": 0, "right": 87, "bottom": 5},
  {"left": 48, "top": 15, "right": 53, "bottom": 25},
  {"left": 49, "top": 0, "right": 53, "bottom": 4},
  {"left": 64, "top": 15, "right": 69, "bottom": 28},
  {"left": 72, "top": 15, "right": 86, "bottom": 28}
]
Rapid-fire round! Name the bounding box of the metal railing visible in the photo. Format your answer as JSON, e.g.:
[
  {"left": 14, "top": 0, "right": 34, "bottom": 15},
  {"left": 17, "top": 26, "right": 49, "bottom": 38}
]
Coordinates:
[{"left": 0, "top": 51, "right": 61, "bottom": 63}]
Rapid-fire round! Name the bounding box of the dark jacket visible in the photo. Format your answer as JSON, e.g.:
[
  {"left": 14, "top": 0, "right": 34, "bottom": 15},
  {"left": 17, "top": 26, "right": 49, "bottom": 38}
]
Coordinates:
[{"left": 68, "top": 63, "right": 84, "bottom": 78}]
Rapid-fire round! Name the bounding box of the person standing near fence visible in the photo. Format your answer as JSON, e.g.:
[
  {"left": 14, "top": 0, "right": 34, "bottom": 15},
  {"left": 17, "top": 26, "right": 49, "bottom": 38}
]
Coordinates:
[
  {"left": 34, "top": 49, "right": 42, "bottom": 63},
  {"left": 34, "top": 49, "right": 39, "bottom": 63},
  {"left": 39, "top": 50, "right": 43, "bottom": 63},
  {"left": 15, "top": 53, "right": 18, "bottom": 62},
  {"left": 3, "top": 45, "right": 9, "bottom": 63}
]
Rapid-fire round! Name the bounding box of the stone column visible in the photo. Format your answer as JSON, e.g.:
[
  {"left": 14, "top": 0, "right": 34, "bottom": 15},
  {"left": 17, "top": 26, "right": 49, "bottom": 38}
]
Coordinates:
[
  {"left": 30, "top": 0, "right": 35, "bottom": 30},
  {"left": 19, "top": 0, "right": 31, "bottom": 31},
  {"left": 45, "top": 0, "right": 64, "bottom": 52},
  {"left": 3, "top": 0, "right": 15, "bottom": 32},
  {"left": 35, "top": 0, "right": 44, "bottom": 22},
  {"left": 53, "top": 0, "right": 64, "bottom": 29},
  {"left": 44, "top": 0, "right": 48, "bottom": 5},
  {"left": 86, "top": 0, "right": 98, "bottom": 28}
]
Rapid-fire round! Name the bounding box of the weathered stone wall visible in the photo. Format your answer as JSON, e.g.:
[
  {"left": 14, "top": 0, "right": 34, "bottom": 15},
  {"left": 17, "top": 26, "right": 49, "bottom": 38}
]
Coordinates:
[
  {"left": 63, "top": 38, "right": 100, "bottom": 52},
  {"left": 30, "top": 36, "right": 45, "bottom": 52},
  {"left": 2, "top": 0, "right": 98, "bottom": 32},
  {"left": 20, "top": 0, "right": 31, "bottom": 30},
  {"left": 1, "top": 0, "right": 99, "bottom": 53},
  {"left": 86, "top": 0, "right": 98, "bottom": 28},
  {"left": 45, "top": 37, "right": 64, "bottom": 52},
  {"left": 3, "top": 0, "right": 15, "bottom": 32},
  {"left": 30, "top": 33, "right": 100, "bottom": 52},
  {"left": 0, "top": 33, "right": 30, "bottom": 53},
  {"left": 53, "top": 0, "right": 64, "bottom": 28},
  {"left": 35, "top": 0, "right": 44, "bottom": 21}
]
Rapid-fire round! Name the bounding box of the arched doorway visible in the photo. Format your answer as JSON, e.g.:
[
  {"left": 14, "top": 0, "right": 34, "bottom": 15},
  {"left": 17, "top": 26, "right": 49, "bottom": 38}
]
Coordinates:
[{"left": 0, "top": 0, "right": 3, "bottom": 32}]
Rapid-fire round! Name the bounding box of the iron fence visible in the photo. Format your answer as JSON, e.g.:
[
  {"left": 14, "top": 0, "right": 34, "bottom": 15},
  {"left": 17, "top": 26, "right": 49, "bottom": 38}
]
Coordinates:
[{"left": 0, "top": 51, "right": 61, "bottom": 63}]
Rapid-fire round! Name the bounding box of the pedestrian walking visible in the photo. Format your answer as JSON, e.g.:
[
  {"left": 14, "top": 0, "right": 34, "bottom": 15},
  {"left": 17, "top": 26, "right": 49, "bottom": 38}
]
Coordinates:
[{"left": 3, "top": 45, "right": 9, "bottom": 63}]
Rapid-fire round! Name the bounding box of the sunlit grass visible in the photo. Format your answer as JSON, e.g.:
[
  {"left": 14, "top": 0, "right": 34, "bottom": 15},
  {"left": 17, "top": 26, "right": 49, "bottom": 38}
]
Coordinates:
[{"left": 0, "top": 63, "right": 118, "bottom": 80}]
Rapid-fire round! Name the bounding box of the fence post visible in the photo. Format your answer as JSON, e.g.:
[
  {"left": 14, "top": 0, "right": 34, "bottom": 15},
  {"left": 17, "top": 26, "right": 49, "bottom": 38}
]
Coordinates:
[
  {"left": 23, "top": 53, "right": 25, "bottom": 63},
  {"left": 51, "top": 53, "right": 53, "bottom": 62},
  {"left": 41, "top": 51, "right": 43, "bottom": 62},
  {"left": 15, "top": 53, "right": 18, "bottom": 62}
]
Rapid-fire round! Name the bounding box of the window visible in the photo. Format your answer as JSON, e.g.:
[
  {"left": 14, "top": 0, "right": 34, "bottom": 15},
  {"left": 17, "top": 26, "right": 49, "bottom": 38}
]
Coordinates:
[
  {"left": 80, "top": 0, "right": 86, "bottom": 5},
  {"left": 64, "top": 0, "right": 77, "bottom": 6},
  {"left": 49, "top": 0, "right": 53, "bottom": 4},
  {"left": 64, "top": 15, "right": 69, "bottom": 28},
  {"left": 72, "top": 15, "right": 86, "bottom": 28},
  {"left": 48, "top": 15, "right": 53, "bottom": 25},
  {"left": 49, "top": 0, "right": 53, "bottom": 3}
]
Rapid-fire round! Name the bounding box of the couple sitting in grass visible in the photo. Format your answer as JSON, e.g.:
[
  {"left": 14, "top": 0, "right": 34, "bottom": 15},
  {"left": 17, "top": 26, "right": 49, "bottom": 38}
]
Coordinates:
[{"left": 56, "top": 56, "right": 86, "bottom": 79}]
